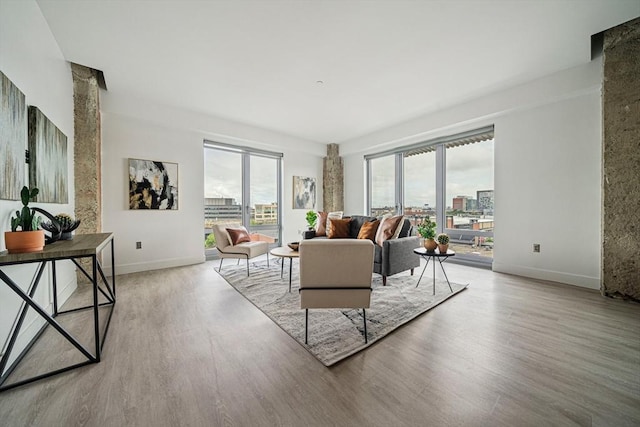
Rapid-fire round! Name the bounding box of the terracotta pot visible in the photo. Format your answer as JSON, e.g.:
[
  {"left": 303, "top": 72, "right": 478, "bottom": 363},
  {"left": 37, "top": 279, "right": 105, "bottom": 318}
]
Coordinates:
[
  {"left": 424, "top": 238, "right": 437, "bottom": 252},
  {"left": 437, "top": 243, "right": 449, "bottom": 254},
  {"left": 4, "top": 230, "right": 45, "bottom": 254}
]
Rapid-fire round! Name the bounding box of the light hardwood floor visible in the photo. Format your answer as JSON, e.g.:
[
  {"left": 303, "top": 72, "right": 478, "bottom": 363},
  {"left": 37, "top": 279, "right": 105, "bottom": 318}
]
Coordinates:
[{"left": 0, "top": 259, "right": 638, "bottom": 427}]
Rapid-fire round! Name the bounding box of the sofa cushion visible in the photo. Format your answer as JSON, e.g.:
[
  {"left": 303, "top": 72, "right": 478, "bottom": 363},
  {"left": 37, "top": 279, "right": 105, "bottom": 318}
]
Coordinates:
[
  {"left": 226, "top": 226, "right": 251, "bottom": 245},
  {"left": 357, "top": 219, "right": 380, "bottom": 241},
  {"left": 315, "top": 212, "right": 328, "bottom": 236},
  {"left": 375, "top": 215, "right": 404, "bottom": 246},
  {"left": 315, "top": 211, "right": 343, "bottom": 236},
  {"left": 349, "top": 215, "right": 377, "bottom": 238},
  {"left": 398, "top": 218, "right": 412, "bottom": 238},
  {"left": 327, "top": 217, "right": 352, "bottom": 238}
]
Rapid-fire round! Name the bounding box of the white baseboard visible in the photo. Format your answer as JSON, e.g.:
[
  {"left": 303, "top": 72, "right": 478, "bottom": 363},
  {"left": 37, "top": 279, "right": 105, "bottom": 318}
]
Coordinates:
[
  {"left": 492, "top": 262, "right": 601, "bottom": 290},
  {"left": 105, "top": 255, "right": 206, "bottom": 276}
]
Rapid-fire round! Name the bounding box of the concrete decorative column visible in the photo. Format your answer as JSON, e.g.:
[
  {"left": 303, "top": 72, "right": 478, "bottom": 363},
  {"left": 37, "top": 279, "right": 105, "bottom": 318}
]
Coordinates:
[
  {"left": 71, "top": 64, "right": 102, "bottom": 283},
  {"left": 602, "top": 17, "right": 640, "bottom": 300},
  {"left": 323, "top": 143, "right": 344, "bottom": 212},
  {"left": 71, "top": 63, "right": 102, "bottom": 234}
]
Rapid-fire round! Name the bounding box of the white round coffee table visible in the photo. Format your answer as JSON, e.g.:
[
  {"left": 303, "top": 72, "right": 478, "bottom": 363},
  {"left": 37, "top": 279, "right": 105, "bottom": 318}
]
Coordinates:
[{"left": 270, "top": 247, "right": 300, "bottom": 292}]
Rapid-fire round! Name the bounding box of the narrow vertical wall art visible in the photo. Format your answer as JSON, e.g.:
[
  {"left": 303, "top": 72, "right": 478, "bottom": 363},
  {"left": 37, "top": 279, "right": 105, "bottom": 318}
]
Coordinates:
[
  {"left": 293, "top": 176, "right": 316, "bottom": 209},
  {"left": 0, "top": 71, "right": 26, "bottom": 200},
  {"left": 28, "top": 106, "right": 68, "bottom": 203},
  {"left": 128, "top": 158, "right": 178, "bottom": 210}
]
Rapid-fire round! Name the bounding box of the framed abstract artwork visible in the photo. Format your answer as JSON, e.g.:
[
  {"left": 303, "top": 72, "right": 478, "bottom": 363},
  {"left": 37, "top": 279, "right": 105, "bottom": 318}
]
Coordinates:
[
  {"left": 293, "top": 176, "right": 316, "bottom": 209},
  {"left": 0, "top": 71, "right": 26, "bottom": 200},
  {"left": 128, "top": 158, "right": 178, "bottom": 210},
  {"left": 28, "top": 106, "right": 68, "bottom": 203}
]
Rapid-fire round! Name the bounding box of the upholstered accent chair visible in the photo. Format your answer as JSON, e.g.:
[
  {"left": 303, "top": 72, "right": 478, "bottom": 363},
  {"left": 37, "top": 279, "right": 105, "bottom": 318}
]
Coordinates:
[
  {"left": 212, "top": 223, "right": 269, "bottom": 276},
  {"left": 298, "top": 239, "right": 375, "bottom": 344}
]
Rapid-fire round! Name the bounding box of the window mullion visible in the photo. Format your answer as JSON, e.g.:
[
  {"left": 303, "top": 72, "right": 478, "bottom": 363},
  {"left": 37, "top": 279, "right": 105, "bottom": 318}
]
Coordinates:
[
  {"left": 435, "top": 144, "right": 446, "bottom": 233},
  {"left": 242, "top": 153, "right": 251, "bottom": 227},
  {"left": 396, "top": 153, "right": 404, "bottom": 214}
]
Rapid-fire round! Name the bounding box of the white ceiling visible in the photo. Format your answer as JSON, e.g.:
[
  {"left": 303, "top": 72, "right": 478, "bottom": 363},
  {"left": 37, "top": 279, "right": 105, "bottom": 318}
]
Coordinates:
[{"left": 36, "top": 0, "right": 639, "bottom": 144}]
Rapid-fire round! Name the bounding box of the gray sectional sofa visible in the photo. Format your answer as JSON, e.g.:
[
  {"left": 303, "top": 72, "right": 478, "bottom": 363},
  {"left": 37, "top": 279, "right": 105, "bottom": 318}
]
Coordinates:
[{"left": 307, "top": 215, "right": 421, "bottom": 285}]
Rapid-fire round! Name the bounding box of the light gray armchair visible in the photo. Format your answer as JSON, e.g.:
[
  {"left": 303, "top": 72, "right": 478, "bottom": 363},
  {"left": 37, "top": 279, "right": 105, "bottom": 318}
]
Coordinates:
[
  {"left": 212, "top": 223, "right": 269, "bottom": 276},
  {"left": 299, "top": 239, "right": 375, "bottom": 344}
]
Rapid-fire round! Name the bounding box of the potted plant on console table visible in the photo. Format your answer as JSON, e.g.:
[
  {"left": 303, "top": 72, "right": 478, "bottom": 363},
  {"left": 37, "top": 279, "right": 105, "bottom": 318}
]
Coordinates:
[
  {"left": 4, "top": 186, "right": 45, "bottom": 254},
  {"left": 303, "top": 210, "right": 317, "bottom": 239},
  {"left": 417, "top": 218, "right": 437, "bottom": 252},
  {"left": 40, "top": 213, "right": 80, "bottom": 241}
]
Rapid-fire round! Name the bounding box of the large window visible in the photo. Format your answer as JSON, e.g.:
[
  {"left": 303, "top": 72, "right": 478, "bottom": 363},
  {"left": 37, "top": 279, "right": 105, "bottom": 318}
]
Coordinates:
[
  {"left": 367, "top": 127, "right": 494, "bottom": 264},
  {"left": 204, "top": 142, "right": 282, "bottom": 259},
  {"left": 368, "top": 155, "right": 398, "bottom": 217}
]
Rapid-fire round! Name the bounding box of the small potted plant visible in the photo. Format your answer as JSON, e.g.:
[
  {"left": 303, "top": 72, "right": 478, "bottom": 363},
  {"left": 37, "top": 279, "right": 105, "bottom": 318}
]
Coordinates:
[
  {"left": 4, "top": 186, "right": 45, "bottom": 254},
  {"left": 436, "top": 233, "right": 450, "bottom": 254},
  {"left": 40, "top": 213, "right": 81, "bottom": 241},
  {"left": 417, "top": 218, "right": 437, "bottom": 251},
  {"left": 303, "top": 210, "right": 317, "bottom": 239}
]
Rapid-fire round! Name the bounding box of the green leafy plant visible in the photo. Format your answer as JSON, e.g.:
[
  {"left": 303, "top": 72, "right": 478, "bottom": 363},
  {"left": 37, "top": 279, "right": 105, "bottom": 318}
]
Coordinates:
[
  {"left": 204, "top": 233, "right": 216, "bottom": 249},
  {"left": 416, "top": 218, "right": 436, "bottom": 240},
  {"left": 436, "top": 233, "right": 450, "bottom": 245},
  {"left": 305, "top": 210, "right": 318, "bottom": 229},
  {"left": 10, "top": 186, "right": 40, "bottom": 232}
]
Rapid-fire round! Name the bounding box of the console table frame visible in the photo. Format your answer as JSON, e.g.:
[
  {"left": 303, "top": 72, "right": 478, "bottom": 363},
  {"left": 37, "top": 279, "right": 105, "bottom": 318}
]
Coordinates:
[{"left": 0, "top": 233, "right": 115, "bottom": 392}]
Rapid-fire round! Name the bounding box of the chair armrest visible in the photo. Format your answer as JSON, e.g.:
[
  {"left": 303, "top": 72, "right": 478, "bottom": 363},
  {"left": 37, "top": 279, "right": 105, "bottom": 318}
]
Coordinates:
[{"left": 250, "top": 233, "right": 276, "bottom": 243}]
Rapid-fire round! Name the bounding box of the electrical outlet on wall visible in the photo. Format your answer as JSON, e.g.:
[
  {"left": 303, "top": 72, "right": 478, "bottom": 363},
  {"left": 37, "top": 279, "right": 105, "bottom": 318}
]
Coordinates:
[
  {"left": 136, "top": 241, "right": 142, "bottom": 249},
  {"left": 533, "top": 243, "right": 540, "bottom": 253}
]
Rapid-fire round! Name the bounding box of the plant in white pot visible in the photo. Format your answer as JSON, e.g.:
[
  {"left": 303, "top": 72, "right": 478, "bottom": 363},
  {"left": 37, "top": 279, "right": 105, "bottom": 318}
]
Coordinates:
[
  {"left": 417, "top": 218, "right": 437, "bottom": 251},
  {"left": 436, "top": 233, "right": 450, "bottom": 254},
  {"left": 5, "top": 186, "right": 45, "bottom": 254}
]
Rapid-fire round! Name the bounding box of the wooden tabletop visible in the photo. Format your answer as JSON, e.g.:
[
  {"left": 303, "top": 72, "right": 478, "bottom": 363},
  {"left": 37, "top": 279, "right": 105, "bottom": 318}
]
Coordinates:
[
  {"left": 270, "top": 246, "right": 300, "bottom": 258},
  {"left": 0, "top": 233, "right": 114, "bottom": 265}
]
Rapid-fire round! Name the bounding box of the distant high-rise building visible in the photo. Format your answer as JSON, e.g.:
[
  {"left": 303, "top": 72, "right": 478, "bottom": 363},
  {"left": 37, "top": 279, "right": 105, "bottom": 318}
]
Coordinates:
[
  {"left": 254, "top": 203, "right": 278, "bottom": 224},
  {"left": 452, "top": 195, "right": 474, "bottom": 211},
  {"left": 204, "top": 197, "right": 242, "bottom": 220},
  {"left": 452, "top": 197, "right": 464, "bottom": 211},
  {"left": 477, "top": 190, "right": 494, "bottom": 213}
]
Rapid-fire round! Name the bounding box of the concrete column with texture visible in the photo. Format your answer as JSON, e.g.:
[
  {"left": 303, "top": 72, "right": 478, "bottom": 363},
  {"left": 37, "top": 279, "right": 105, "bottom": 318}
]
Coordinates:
[
  {"left": 71, "top": 63, "right": 102, "bottom": 235},
  {"left": 323, "top": 143, "right": 344, "bottom": 212},
  {"left": 602, "top": 17, "right": 640, "bottom": 300}
]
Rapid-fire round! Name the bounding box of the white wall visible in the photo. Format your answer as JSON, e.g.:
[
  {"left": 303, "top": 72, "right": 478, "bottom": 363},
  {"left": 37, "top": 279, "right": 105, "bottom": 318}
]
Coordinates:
[
  {"left": 0, "top": 0, "right": 76, "bottom": 363},
  {"left": 341, "top": 59, "right": 603, "bottom": 289},
  {"left": 100, "top": 93, "right": 325, "bottom": 275}
]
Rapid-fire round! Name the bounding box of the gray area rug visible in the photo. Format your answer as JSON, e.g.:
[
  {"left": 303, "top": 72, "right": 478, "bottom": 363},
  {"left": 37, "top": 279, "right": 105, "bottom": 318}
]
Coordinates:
[{"left": 218, "top": 259, "right": 468, "bottom": 366}]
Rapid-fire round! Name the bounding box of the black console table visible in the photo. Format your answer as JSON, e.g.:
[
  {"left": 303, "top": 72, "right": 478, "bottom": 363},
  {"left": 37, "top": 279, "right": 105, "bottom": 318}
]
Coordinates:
[{"left": 0, "top": 233, "right": 115, "bottom": 391}]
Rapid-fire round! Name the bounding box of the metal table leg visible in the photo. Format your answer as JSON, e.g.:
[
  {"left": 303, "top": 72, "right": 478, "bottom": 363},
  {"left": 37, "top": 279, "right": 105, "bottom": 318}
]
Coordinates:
[
  {"left": 437, "top": 257, "right": 454, "bottom": 293},
  {"left": 415, "top": 256, "right": 431, "bottom": 288},
  {"left": 289, "top": 258, "right": 293, "bottom": 293}
]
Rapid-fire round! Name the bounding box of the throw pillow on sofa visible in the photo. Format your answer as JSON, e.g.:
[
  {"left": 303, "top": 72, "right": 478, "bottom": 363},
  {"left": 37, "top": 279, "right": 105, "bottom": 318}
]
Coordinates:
[
  {"left": 327, "top": 217, "right": 351, "bottom": 238},
  {"left": 315, "top": 210, "right": 343, "bottom": 236},
  {"left": 357, "top": 219, "right": 380, "bottom": 241},
  {"left": 375, "top": 215, "right": 404, "bottom": 246}
]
